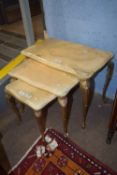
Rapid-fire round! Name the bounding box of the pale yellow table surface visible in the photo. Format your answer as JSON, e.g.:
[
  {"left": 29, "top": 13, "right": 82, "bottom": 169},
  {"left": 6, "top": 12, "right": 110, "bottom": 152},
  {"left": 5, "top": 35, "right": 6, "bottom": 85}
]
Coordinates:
[
  {"left": 22, "top": 38, "right": 113, "bottom": 80},
  {"left": 9, "top": 58, "right": 79, "bottom": 97},
  {"left": 5, "top": 79, "right": 56, "bottom": 111}
]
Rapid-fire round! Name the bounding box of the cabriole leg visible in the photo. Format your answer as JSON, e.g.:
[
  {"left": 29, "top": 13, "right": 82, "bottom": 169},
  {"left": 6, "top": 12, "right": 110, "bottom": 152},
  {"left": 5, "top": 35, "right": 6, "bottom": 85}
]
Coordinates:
[
  {"left": 58, "top": 96, "right": 70, "bottom": 136},
  {"left": 80, "top": 80, "right": 92, "bottom": 129}
]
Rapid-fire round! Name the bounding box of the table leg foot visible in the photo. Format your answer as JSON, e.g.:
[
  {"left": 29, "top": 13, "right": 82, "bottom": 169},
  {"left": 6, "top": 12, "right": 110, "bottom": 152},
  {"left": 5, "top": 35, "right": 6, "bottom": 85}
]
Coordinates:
[
  {"left": 82, "top": 122, "right": 86, "bottom": 129},
  {"left": 102, "top": 61, "right": 114, "bottom": 103},
  {"left": 64, "top": 132, "right": 69, "bottom": 137}
]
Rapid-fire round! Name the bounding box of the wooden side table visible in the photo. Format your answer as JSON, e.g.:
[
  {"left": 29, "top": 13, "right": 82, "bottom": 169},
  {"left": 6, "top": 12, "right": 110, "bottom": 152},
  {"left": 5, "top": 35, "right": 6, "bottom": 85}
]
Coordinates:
[
  {"left": 5, "top": 79, "right": 56, "bottom": 136},
  {"left": 106, "top": 90, "right": 117, "bottom": 144}
]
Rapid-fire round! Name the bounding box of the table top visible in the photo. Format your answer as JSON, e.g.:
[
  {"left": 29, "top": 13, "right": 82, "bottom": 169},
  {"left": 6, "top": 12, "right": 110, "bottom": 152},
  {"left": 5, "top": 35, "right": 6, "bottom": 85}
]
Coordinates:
[
  {"left": 22, "top": 38, "right": 113, "bottom": 80},
  {"left": 5, "top": 79, "right": 56, "bottom": 111},
  {"left": 9, "top": 58, "right": 79, "bottom": 97}
]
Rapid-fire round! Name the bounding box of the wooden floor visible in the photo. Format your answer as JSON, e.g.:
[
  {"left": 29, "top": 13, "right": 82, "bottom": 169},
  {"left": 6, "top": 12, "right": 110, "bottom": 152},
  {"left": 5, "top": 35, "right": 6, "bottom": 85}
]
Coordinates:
[{"left": 0, "top": 15, "right": 44, "bottom": 39}]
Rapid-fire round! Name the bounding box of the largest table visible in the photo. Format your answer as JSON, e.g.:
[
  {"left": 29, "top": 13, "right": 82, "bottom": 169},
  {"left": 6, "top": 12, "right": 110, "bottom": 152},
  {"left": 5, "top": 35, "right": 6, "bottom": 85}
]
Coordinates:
[{"left": 21, "top": 38, "right": 114, "bottom": 128}]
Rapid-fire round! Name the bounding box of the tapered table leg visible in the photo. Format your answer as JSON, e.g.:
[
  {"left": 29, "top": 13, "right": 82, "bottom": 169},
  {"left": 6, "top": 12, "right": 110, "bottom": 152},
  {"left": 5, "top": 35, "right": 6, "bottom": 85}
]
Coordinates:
[
  {"left": 103, "top": 61, "right": 114, "bottom": 102},
  {"left": 5, "top": 93, "right": 22, "bottom": 121},
  {"left": 80, "top": 79, "right": 92, "bottom": 129},
  {"left": 34, "top": 109, "right": 47, "bottom": 137},
  {"left": 58, "top": 96, "right": 70, "bottom": 136}
]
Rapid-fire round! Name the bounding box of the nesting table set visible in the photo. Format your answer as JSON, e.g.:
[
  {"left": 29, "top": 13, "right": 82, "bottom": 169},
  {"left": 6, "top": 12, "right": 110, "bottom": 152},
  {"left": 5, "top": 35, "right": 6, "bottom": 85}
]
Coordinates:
[{"left": 5, "top": 38, "right": 114, "bottom": 136}]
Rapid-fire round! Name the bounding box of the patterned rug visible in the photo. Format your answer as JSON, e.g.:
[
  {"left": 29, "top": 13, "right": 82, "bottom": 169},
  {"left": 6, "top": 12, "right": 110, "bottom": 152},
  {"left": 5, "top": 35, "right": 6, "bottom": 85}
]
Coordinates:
[{"left": 8, "top": 129, "right": 116, "bottom": 175}]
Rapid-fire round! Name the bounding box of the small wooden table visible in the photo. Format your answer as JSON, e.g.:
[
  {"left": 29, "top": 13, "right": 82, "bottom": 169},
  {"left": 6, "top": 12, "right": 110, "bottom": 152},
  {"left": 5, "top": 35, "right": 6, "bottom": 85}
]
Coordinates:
[
  {"left": 5, "top": 79, "right": 56, "bottom": 136},
  {"left": 22, "top": 38, "right": 114, "bottom": 128}
]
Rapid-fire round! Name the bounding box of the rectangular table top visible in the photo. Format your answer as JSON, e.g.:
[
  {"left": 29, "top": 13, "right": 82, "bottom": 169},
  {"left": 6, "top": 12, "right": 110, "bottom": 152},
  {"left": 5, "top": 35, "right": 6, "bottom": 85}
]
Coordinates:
[
  {"left": 5, "top": 79, "right": 56, "bottom": 111},
  {"left": 22, "top": 38, "right": 113, "bottom": 80},
  {"left": 9, "top": 58, "right": 79, "bottom": 97}
]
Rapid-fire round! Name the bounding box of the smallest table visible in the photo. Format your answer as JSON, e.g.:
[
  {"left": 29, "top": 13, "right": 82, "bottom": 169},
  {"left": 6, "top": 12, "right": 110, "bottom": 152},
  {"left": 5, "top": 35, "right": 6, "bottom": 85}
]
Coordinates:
[{"left": 5, "top": 79, "right": 56, "bottom": 136}]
